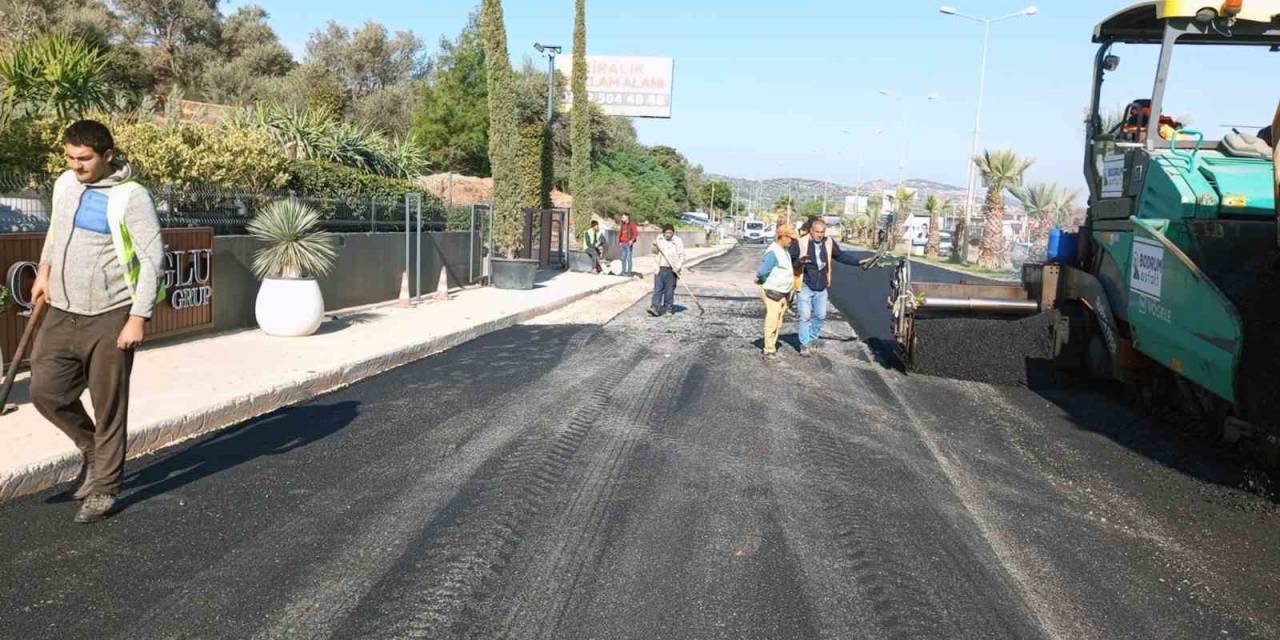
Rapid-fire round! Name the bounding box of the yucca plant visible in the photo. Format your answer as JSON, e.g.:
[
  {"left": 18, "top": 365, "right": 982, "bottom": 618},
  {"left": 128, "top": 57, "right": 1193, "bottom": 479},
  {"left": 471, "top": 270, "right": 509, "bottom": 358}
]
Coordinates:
[
  {"left": 248, "top": 199, "right": 337, "bottom": 280},
  {"left": 0, "top": 34, "right": 117, "bottom": 127}
]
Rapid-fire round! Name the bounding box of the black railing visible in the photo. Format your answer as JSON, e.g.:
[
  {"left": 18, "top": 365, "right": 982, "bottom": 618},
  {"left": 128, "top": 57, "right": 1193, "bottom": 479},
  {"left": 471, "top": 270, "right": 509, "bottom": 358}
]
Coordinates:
[{"left": 0, "top": 171, "right": 463, "bottom": 235}]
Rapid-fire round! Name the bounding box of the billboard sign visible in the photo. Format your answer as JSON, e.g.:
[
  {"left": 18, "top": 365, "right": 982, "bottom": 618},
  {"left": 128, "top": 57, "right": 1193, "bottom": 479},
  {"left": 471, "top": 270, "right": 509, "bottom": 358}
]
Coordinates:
[{"left": 559, "top": 55, "right": 674, "bottom": 118}]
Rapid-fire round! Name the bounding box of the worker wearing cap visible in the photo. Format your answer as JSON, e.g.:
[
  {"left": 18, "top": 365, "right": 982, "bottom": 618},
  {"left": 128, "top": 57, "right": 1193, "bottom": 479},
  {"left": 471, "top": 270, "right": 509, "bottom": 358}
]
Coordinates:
[
  {"left": 756, "top": 223, "right": 796, "bottom": 360},
  {"left": 788, "top": 218, "right": 860, "bottom": 356}
]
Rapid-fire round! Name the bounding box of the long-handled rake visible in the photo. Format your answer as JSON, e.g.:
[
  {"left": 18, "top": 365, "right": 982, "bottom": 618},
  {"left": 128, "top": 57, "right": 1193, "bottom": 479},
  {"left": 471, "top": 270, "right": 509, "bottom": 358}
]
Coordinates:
[
  {"left": 653, "top": 244, "right": 705, "bottom": 316},
  {"left": 0, "top": 295, "right": 48, "bottom": 416}
]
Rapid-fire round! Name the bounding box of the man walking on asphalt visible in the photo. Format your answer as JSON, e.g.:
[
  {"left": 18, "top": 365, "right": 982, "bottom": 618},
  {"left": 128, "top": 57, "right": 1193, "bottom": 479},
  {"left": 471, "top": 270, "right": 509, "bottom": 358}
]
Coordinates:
[
  {"left": 789, "top": 218, "right": 859, "bottom": 356},
  {"left": 29, "top": 120, "right": 165, "bottom": 523},
  {"left": 617, "top": 212, "right": 639, "bottom": 276},
  {"left": 756, "top": 223, "right": 796, "bottom": 360},
  {"left": 648, "top": 224, "right": 684, "bottom": 316},
  {"left": 582, "top": 219, "right": 606, "bottom": 274}
]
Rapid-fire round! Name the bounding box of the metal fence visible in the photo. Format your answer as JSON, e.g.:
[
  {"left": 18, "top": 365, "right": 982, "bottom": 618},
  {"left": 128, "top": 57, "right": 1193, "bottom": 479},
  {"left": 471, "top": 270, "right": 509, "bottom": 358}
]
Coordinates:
[{"left": 0, "top": 171, "right": 467, "bottom": 236}]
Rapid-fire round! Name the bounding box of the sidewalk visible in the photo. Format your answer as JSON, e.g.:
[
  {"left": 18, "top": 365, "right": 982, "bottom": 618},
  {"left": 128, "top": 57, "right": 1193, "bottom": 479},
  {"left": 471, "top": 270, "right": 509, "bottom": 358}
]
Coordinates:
[{"left": 0, "top": 242, "right": 734, "bottom": 502}]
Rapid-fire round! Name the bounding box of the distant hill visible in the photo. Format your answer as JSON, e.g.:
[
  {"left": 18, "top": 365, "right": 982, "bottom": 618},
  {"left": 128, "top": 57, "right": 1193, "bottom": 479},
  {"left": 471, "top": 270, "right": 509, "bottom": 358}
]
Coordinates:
[
  {"left": 708, "top": 175, "right": 971, "bottom": 211},
  {"left": 708, "top": 174, "right": 1021, "bottom": 216}
]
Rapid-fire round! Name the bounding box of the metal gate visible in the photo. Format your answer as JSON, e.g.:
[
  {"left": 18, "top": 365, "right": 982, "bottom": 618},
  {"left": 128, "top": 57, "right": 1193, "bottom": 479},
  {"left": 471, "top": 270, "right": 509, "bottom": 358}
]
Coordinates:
[
  {"left": 520, "top": 208, "right": 569, "bottom": 268},
  {"left": 471, "top": 203, "right": 493, "bottom": 285}
]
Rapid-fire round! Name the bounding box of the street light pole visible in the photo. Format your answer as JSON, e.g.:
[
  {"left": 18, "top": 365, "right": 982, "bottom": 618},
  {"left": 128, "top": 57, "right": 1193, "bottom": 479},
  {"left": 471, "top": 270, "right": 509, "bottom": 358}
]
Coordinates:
[
  {"left": 533, "top": 43, "right": 563, "bottom": 123},
  {"left": 938, "top": 5, "right": 1037, "bottom": 229}
]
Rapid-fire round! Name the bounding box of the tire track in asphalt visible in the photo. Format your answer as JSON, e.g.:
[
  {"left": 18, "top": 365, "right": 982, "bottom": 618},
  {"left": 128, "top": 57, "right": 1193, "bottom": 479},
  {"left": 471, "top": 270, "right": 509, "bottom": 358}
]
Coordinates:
[
  {"left": 844, "top": 357, "right": 1073, "bottom": 639},
  {"left": 480, "top": 352, "right": 698, "bottom": 640},
  {"left": 332, "top": 343, "right": 647, "bottom": 639},
  {"left": 794, "top": 414, "right": 946, "bottom": 638},
  {"left": 103, "top": 326, "right": 607, "bottom": 640}
]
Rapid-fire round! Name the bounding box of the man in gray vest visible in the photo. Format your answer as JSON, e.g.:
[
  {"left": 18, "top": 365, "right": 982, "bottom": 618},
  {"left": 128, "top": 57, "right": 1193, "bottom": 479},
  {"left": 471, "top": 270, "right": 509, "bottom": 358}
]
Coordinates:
[{"left": 30, "top": 120, "right": 165, "bottom": 523}]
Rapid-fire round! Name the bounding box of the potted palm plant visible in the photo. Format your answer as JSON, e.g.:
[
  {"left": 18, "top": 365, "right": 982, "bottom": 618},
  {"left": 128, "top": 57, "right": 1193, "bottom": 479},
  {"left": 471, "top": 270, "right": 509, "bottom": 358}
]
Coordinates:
[{"left": 249, "top": 198, "right": 337, "bottom": 337}]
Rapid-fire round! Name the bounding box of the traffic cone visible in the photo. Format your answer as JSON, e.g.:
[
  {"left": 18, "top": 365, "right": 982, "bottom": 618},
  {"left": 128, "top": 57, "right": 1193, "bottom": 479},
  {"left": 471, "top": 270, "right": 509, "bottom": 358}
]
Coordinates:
[
  {"left": 397, "top": 271, "right": 411, "bottom": 308},
  {"left": 433, "top": 266, "right": 449, "bottom": 302}
]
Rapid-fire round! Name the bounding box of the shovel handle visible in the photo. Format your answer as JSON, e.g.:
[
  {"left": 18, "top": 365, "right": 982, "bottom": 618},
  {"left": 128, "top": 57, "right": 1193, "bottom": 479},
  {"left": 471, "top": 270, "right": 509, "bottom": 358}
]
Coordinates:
[{"left": 0, "top": 295, "right": 49, "bottom": 410}]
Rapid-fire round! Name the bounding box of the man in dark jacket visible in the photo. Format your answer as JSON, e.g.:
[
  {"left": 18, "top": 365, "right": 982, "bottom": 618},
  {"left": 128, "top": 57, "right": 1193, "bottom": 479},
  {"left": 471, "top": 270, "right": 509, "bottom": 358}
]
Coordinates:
[{"left": 788, "top": 218, "right": 860, "bottom": 356}]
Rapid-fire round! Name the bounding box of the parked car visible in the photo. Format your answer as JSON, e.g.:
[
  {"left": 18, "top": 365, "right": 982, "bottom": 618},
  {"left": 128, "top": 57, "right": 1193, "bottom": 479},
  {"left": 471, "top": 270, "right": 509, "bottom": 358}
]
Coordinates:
[
  {"left": 742, "top": 220, "right": 768, "bottom": 244},
  {"left": 939, "top": 231, "right": 954, "bottom": 258}
]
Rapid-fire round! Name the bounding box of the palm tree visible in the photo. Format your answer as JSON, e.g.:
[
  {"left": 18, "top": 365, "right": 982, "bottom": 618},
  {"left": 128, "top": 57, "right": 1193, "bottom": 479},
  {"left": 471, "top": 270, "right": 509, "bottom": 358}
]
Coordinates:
[
  {"left": 1013, "top": 183, "right": 1071, "bottom": 245},
  {"left": 922, "top": 194, "right": 952, "bottom": 258},
  {"left": 973, "top": 149, "right": 1034, "bottom": 269},
  {"left": 866, "top": 197, "right": 884, "bottom": 246}
]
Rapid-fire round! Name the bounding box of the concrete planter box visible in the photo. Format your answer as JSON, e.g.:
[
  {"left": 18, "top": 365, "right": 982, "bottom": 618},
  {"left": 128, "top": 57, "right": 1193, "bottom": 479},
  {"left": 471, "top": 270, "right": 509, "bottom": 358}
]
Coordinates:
[
  {"left": 567, "top": 250, "right": 597, "bottom": 273},
  {"left": 491, "top": 258, "right": 538, "bottom": 290}
]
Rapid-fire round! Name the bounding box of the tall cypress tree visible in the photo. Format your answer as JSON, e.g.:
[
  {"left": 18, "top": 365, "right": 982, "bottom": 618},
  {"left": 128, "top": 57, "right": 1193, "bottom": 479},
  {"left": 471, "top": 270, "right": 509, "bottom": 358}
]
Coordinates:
[
  {"left": 481, "top": 0, "right": 524, "bottom": 255},
  {"left": 570, "top": 0, "right": 592, "bottom": 236}
]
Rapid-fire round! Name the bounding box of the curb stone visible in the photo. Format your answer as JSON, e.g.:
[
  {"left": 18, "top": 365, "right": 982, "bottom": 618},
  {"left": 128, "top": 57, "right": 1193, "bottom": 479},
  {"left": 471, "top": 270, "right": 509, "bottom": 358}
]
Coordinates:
[{"left": 0, "top": 243, "right": 735, "bottom": 503}]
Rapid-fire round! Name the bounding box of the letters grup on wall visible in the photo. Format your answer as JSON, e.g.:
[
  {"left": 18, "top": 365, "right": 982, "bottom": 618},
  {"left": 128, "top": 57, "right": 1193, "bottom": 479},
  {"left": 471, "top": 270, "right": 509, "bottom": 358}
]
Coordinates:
[{"left": 0, "top": 228, "right": 214, "bottom": 364}]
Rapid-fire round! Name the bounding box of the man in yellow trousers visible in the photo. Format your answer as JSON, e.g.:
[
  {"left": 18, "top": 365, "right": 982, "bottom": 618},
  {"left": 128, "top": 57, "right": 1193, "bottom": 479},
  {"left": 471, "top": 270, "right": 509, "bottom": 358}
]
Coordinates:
[{"left": 756, "top": 224, "right": 796, "bottom": 360}]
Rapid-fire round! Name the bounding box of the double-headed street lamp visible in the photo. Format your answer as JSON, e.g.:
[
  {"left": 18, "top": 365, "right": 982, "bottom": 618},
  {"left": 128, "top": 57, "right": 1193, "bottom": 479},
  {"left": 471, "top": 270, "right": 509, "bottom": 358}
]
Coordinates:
[
  {"left": 533, "top": 43, "right": 563, "bottom": 123},
  {"left": 938, "top": 4, "right": 1037, "bottom": 226}
]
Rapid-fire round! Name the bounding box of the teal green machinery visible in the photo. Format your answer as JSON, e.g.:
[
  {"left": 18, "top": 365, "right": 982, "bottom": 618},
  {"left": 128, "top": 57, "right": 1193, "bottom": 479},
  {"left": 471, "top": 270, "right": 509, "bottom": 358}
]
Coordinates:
[{"left": 890, "top": 1, "right": 1280, "bottom": 443}]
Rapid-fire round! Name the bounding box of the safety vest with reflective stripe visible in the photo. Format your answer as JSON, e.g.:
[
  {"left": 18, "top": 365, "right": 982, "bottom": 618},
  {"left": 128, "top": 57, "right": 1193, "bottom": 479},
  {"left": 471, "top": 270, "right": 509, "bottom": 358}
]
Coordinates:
[
  {"left": 763, "top": 243, "right": 794, "bottom": 294},
  {"left": 50, "top": 174, "right": 167, "bottom": 305},
  {"left": 794, "top": 236, "right": 835, "bottom": 289}
]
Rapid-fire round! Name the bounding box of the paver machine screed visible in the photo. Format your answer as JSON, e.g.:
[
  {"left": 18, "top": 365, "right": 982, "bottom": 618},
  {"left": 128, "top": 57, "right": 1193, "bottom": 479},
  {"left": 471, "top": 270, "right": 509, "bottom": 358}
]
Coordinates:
[{"left": 887, "top": 1, "right": 1280, "bottom": 448}]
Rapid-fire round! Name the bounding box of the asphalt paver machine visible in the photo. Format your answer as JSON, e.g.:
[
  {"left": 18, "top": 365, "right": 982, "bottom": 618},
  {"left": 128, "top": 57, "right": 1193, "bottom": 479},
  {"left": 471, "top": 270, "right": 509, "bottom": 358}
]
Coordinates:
[{"left": 887, "top": 1, "right": 1280, "bottom": 445}]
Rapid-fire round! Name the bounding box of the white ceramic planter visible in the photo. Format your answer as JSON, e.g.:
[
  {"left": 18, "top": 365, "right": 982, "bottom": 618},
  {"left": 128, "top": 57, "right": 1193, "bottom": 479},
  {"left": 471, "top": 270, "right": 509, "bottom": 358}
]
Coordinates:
[{"left": 255, "top": 277, "right": 325, "bottom": 337}]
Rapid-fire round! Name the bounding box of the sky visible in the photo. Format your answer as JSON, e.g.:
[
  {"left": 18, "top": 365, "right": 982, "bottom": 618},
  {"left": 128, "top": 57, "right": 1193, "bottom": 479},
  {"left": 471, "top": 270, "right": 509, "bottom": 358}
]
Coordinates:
[{"left": 226, "top": 0, "right": 1279, "bottom": 192}]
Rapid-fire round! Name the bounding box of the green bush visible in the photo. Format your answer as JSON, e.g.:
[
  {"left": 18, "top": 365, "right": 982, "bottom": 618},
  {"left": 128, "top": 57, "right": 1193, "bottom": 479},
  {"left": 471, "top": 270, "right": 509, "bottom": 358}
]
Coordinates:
[
  {"left": 112, "top": 120, "right": 290, "bottom": 191},
  {"left": 0, "top": 117, "right": 64, "bottom": 175},
  {"left": 285, "top": 160, "right": 439, "bottom": 217}
]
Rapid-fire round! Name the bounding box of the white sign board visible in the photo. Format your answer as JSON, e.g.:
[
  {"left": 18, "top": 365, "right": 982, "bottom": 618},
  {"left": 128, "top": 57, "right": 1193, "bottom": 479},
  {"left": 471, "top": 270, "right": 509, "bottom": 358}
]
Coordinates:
[
  {"left": 559, "top": 55, "right": 674, "bottom": 118},
  {"left": 1101, "top": 154, "right": 1126, "bottom": 198},
  {"left": 1130, "top": 237, "right": 1163, "bottom": 299}
]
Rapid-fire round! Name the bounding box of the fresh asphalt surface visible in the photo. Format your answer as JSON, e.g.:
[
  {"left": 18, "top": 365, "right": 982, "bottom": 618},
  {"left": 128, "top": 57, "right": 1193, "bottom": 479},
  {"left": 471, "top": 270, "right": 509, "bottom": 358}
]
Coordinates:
[{"left": 2, "top": 245, "right": 1279, "bottom": 639}]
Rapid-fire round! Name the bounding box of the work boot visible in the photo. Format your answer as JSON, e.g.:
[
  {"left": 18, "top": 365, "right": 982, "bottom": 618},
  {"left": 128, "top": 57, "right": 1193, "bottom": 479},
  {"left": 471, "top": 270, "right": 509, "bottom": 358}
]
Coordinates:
[
  {"left": 763, "top": 351, "right": 779, "bottom": 361},
  {"left": 664, "top": 306, "right": 675, "bottom": 316},
  {"left": 798, "top": 345, "right": 814, "bottom": 357},
  {"left": 74, "top": 493, "right": 116, "bottom": 523},
  {"left": 647, "top": 306, "right": 661, "bottom": 317}
]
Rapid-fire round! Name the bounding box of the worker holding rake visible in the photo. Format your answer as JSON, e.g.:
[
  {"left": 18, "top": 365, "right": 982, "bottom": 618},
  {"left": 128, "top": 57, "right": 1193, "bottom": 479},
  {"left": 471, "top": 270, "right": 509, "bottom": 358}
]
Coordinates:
[{"left": 647, "top": 224, "right": 685, "bottom": 316}]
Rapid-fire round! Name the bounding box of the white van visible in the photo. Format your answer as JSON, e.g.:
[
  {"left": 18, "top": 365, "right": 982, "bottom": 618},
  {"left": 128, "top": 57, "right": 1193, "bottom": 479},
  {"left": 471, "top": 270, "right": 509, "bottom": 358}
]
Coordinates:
[{"left": 742, "top": 220, "right": 768, "bottom": 244}]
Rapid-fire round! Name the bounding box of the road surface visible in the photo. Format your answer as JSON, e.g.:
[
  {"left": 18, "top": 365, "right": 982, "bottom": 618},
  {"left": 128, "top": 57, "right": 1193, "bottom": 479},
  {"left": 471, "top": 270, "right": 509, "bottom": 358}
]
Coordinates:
[{"left": 2, "top": 245, "right": 1277, "bottom": 639}]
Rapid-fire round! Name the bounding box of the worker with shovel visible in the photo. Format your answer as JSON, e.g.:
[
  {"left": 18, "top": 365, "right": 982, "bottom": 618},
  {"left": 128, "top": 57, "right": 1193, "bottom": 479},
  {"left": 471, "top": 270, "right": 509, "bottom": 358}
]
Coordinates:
[
  {"left": 28, "top": 120, "right": 165, "bottom": 523},
  {"left": 648, "top": 224, "right": 685, "bottom": 316}
]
